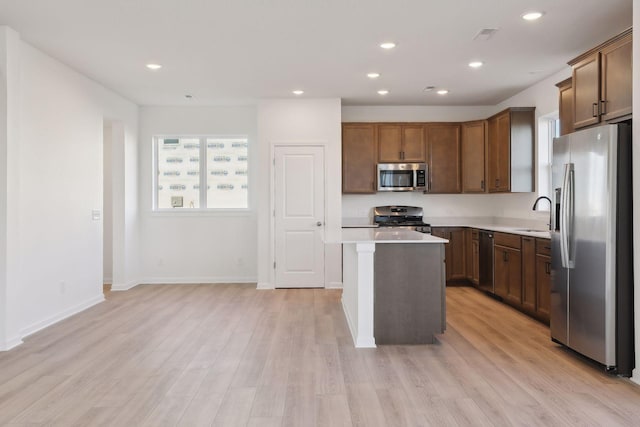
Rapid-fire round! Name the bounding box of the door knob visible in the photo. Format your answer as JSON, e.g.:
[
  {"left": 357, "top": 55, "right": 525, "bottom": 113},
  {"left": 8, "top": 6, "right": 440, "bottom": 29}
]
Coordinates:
[{"left": 316, "top": 221, "right": 323, "bottom": 226}]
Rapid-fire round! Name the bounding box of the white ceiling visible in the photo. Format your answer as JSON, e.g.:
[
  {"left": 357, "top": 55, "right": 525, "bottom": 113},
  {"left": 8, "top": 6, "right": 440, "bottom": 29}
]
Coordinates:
[{"left": 0, "top": 0, "right": 632, "bottom": 106}]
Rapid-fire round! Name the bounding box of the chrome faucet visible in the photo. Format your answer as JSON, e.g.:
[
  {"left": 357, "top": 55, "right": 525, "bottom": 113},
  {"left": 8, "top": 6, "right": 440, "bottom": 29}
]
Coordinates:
[{"left": 532, "top": 196, "right": 551, "bottom": 210}]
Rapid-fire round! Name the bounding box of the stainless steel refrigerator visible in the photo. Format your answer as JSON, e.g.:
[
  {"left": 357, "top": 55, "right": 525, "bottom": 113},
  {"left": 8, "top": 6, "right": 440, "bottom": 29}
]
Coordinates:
[{"left": 551, "top": 122, "right": 633, "bottom": 376}]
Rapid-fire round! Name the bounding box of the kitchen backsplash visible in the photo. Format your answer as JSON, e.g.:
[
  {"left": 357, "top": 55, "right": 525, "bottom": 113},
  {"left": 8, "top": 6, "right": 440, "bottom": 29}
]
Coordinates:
[{"left": 342, "top": 192, "right": 550, "bottom": 229}]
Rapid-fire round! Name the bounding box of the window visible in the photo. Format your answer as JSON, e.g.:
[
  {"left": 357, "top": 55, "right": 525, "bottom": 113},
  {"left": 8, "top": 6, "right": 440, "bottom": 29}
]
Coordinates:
[
  {"left": 154, "top": 136, "right": 249, "bottom": 210},
  {"left": 536, "top": 113, "right": 559, "bottom": 209}
]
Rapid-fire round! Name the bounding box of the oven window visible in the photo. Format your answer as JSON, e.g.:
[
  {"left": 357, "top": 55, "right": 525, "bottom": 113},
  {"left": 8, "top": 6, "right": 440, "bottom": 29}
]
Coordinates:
[{"left": 380, "top": 170, "right": 413, "bottom": 188}]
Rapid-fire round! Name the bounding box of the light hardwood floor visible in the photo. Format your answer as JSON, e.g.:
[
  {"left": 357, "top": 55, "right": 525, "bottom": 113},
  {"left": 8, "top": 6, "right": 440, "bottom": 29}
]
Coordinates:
[{"left": 1, "top": 284, "right": 639, "bottom": 426}]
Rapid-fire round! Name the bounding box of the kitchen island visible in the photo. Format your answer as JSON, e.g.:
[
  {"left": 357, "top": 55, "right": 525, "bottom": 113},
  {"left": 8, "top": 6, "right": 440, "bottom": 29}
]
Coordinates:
[{"left": 341, "top": 228, "right": 448, "bottom": 348}]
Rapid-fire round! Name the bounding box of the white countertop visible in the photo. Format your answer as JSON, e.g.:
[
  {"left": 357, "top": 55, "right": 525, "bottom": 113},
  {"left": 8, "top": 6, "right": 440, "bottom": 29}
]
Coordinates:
[
  {"left": 455, "top": 224, "right": 550, "bottom": 239},
  {"left": 341, "top": 228, "right": 448, "bottom": 244},
  {"left": 341, "top": 218, "right": 551, "bottom": 239},
  {"left": 342, "top": 217, "right": 379, "bottom": 228}
]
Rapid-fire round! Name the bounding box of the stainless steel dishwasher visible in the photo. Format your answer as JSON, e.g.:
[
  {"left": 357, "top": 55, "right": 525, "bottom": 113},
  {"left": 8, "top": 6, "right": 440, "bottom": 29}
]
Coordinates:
[{"left": 478, "top": 230, "right": 494, "bottom": 293}]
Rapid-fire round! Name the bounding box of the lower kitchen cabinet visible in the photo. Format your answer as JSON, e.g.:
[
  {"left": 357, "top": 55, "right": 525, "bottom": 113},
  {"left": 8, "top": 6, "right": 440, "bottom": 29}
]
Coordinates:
[
  {"left": 432, "top": 227, "right": 466, "bottom": 283},
  {"left": 493, "top": 232, "right": 522, "bottom": 304},
  {"left": 535, "top": 238, "right": 551, "bottom": 324},
  {"left": 432, "top": 226, "right": 550, "bottom": 324},
  {"left": 521, "top": 237, "right": 537, "bottom": 314},
  {"left": 494, "top": 244, "right": 522, "bottom": 304},
  {"left": 465, "top": 228, "right": 479, "bottom": 286}
]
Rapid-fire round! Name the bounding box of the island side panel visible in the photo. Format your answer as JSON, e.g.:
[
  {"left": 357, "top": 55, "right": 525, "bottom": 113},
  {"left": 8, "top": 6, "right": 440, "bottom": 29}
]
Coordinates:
[
  {"left": 341, "top": 241, "right": 377, "bottom": 348},
  {"left": 374, "top": 243, "right": 445, "bottom": 345}
]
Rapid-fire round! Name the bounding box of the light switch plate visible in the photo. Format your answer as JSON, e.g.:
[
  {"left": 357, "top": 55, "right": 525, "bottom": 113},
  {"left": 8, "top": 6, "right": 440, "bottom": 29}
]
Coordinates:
[
  {"left": 171, "top": 196, "right": 183, "bottom": 207},
  {"left": 92, "top": 209, "right": 101, "bottom": 221}
]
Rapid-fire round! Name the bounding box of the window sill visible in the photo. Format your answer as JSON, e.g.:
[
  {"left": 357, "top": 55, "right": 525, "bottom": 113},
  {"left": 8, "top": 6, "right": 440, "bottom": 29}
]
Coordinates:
[{"left": 148, "top": 209, "right": 254, "bottom": 218}]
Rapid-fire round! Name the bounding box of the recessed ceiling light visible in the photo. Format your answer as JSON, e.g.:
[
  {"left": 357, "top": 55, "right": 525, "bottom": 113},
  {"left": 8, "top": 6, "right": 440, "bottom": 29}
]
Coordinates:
[
  {"left": 469, "top": 61, "right": 484, "bottom": 68},
  {"left": 380, "top": 42, "right": 396, "bottom": 50},
  {"left": 423, "top": 86, "right": 435, "bottom": 92},
  {"left": 437, "top": 90, "right": 449, "bottom": 95},
  {"left": 146, "top": 63, "right": 162, "bottom": 70},
  {"left": 367, "top": 72, "right": 381, "bottom": 79},
  {"left": 292, "top": 90, "right": 304, "bottom": 95},
  {"left": 378, "top": 90, "right": 389, "bottom": 95},
  {"left": 522, "top": 11, "right": 544, "bottom": 21},
  {"left": 185, "top": 94, "right": 193, "bottom": 99}
]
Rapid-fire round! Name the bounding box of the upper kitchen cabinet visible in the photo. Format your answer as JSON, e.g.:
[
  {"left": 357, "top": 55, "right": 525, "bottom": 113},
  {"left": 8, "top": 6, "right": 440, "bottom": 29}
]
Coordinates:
[
  {"left": 426, "top": 123, "right": 461, "bottom": 193},
  {"left": 487, "top": 108, "right": 535, "bottom": 193},
  {"left": 569, "top": 29, "right": 632, "bottom": 130},
  {"left": 461, "top": 120, "right": 487, "bottom": 193},
  {"left": 556, "top": 78, "right": 574, "bottom": 136},
  {"left": 342, "top": 123, "right": 377, "bottom": 194},
  {"left": 378, "top": 124, "right": 426, "bottom": 163}
]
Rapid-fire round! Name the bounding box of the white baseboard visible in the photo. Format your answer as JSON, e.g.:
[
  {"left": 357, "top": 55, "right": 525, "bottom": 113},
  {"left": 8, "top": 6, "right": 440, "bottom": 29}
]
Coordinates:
[
  {"left": 256, "top": 282, "right": 274, "bottom": 290},
  {"left": 140, "top": 276, "right": 258, "bottom": 285},
  {"left": 326, "top": 281, "right": 343, "bottom": 289},
  {"left": 630, "top": 370, "right": 640, "bottom": 386},
  {"left": 111, "top": 280, "right": 140, "bottom": 291},
  {"left": 0, "top": 336, "right": 23, "bottom": 351},
  {"left": 20, "top": 294, "right": 105, "bottom": 339}
]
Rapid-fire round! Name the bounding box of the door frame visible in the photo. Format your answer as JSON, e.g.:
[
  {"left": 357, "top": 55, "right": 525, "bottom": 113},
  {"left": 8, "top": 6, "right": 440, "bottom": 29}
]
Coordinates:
[{"left": 270, "top": 142, "right": 328, "bottom": 288}]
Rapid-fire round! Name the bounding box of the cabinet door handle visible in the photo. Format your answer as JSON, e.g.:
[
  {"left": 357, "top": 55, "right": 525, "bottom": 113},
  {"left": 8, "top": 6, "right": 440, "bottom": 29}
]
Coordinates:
[
  {"left": 592, "top": 102, "right": 599, "bottom": 117},
  {"left": 545, "top": 262, "right": 550, "bottom": 274},
  {"left": 503, "top": 251, "right": 508, "bottom": 262},
  {"left": 481, "top": 180, "right": 485, "bottom": 190},
  {"left": 600, "top": 100, "right": 607, "bottom": 115},
  {"left": 495, "top": 178, "right": 500, "bottom": 188}
]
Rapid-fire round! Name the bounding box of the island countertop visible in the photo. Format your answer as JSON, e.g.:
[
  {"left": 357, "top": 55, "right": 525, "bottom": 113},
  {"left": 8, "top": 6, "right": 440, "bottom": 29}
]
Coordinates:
[{"left": 341, "top": 228, "right": 449, "bottom": 244}]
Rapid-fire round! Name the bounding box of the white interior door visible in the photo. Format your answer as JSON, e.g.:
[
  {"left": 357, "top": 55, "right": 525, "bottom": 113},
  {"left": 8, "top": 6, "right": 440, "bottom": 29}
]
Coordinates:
[{"left": 274, "top": 145, "right": 325, "bottom": 288}]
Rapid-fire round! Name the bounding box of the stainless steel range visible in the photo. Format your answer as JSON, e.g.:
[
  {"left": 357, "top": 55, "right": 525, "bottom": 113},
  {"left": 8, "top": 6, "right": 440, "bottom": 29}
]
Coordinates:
[{"left": 373, "top": 205, "right": 431, "bottom": 234}]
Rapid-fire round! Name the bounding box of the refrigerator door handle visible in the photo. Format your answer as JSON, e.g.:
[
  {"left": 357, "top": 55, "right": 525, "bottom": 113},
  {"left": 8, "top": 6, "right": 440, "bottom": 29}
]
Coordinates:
[
  {"left": 560, "top": 163, "right": 575, "bottom": 269},
  {"left": 567, "top": 166, "right": 575, "bottom": 268},
  {"left": 560, "top": 163, "right": 572, "bottom": 268}
]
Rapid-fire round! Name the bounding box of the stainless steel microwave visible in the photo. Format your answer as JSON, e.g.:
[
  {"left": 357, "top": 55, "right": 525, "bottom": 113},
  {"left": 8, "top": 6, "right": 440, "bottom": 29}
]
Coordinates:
[{"left": 377, "top": 163, "right": 427, "bottom": 192}]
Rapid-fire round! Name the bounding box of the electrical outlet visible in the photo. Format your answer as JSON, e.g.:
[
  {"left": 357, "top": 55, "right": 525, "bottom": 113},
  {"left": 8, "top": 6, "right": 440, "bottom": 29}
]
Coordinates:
[{"left": 171, "top": 196, "right": 183, "bottom": 207}]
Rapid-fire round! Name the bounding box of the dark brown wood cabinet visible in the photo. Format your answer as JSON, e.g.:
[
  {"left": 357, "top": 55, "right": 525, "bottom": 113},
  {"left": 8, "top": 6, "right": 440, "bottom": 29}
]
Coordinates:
[
  {"left": 432, "top": 227, "right": 466, "bottom": 283},
  {"left": 493, "top": 233, "right": 522, "bottom": 304},
  {"left": 378, "top": 124, "right": 426, "bottom": 163},
  {"left": 487, "top": 108, "right": 535, "bottom": 193},
  {"left": 469, "top": 229, "right": 479, "bottom": 286},
  {"left": 535, "top": 238, "right": 551, "bottom": 323},
  {"left": 426, "top": 124, "right": 461, "bottom": 193},
  {"left": 556, "top": 78, "right": 574, "bottom": 136},
  {"left": 461, "top": 120, "right": 487, "bottom": 193},
  {"left": 522, "top": 237, "right": 537, "bottom": 314},
  {"left": 342, "top": 123, "right": 377, "bottom": 193},
  {"left": 569, "top": 29, "right": 632, "bottom": 130}
]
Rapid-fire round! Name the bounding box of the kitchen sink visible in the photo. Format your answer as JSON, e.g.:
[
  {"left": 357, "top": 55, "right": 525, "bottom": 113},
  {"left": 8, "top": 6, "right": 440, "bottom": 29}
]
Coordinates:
[{"left": 515, "top": 228, "right": 547, "bottom": 233}]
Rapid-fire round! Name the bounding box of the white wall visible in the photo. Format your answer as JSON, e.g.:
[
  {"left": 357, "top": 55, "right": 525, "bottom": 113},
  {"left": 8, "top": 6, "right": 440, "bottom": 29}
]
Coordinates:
[
  {"left": 341, "top": 105, "right": 494, "bottom": 123},
  {"left": 103, "top": 123, "right": 113, "bottom": 284},
  {"left": 138, "top": 106, "right": 258, "bottom": 283},
  {"left": 0, "top": 27, "right": 138, "bottom": 349},
  {"left": 0, "top": 27, "right": 22, "bottom": 349},
  {"left": 341, "top": 69, "right": 571, "bottom": 227},
  {"left": 257, "top": 99, "right": 342, "bottom": 288}
]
